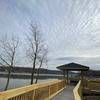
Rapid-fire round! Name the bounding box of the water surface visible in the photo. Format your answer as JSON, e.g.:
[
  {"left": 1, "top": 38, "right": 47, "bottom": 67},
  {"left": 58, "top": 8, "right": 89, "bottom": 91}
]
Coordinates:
[{"left": 0, "top": 78, "right": 54, "bottom": 91}]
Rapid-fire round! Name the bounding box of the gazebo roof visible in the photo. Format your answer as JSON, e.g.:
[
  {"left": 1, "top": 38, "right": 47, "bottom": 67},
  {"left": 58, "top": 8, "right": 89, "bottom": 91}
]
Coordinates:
[{"left": 57, "top": 62, "right": 89, "bottom": 71}]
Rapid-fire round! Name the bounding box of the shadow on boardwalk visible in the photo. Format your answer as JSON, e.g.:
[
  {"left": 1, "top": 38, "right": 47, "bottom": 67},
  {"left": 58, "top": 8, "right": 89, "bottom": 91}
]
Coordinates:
[{"left": 52, "top": 85, "right": 74, "bottom": 100}]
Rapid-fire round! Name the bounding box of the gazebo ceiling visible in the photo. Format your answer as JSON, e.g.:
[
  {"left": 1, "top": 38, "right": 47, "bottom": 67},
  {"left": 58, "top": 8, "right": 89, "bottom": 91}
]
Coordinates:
[{"left": 57, "top": 62, "right": 89, "bottom": 71}]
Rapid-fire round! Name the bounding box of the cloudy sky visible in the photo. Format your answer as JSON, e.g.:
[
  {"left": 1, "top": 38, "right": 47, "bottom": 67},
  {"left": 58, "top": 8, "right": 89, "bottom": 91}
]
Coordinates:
[{"left": 0, "top": 0, "right": 100, "bottom": 70}]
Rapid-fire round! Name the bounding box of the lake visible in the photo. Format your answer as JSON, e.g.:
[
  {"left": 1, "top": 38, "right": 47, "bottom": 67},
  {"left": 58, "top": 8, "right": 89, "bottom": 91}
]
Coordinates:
[{"left": 0, "top": 77, "right": 56, "bottom": 91}]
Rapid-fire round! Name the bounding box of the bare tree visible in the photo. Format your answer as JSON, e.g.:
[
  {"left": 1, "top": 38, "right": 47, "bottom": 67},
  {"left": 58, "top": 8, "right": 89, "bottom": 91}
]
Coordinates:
[
  {"left": 0, "top": 34, "right": 19, "bottom": 90},
  {"left": 35, "top": 49, "right": 48, "bottom": 84},
  {"left": 26, "top": 23, "right": 47, "bottom": 84}
]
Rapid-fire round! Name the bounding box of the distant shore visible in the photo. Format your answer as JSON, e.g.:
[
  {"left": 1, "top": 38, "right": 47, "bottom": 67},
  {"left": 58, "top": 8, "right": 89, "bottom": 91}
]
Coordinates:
[
  {"left": 0, "top": 72, "right": 63, "bottom": 79},
  {"left": 0, "top": 66, "right": 100, "bottom": 79}
]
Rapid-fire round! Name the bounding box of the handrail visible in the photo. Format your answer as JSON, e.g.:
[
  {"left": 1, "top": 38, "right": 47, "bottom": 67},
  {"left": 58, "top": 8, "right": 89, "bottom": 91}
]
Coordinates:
[
  {"left": 73, "top": 80, "right": 82, "bottom": 100},
  {"left": 0, "top": 79, "right": 66, "bottom": 100},
  {"left": 87, "top": 80, "right": 100, "bottom": 91}
]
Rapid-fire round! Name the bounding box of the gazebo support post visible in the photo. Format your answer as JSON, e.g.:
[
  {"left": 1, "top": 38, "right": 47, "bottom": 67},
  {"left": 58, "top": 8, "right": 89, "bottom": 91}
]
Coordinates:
[
  {"left": 67, "top": 70, "right": 69, "bottom": 84},
  {"left": 81, "top": 70, "right": 84, "bottom": 92},
  {"left": 81, "top": 70, "right": 84, "bottom": 84},
  {"left": 63, "top": 70, "right": 65, "bottom": 78}
]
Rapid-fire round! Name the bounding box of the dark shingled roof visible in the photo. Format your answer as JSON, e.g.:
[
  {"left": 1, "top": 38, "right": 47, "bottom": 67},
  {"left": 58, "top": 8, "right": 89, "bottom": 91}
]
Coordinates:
[{"left": 57, "top": 62, "right": 89, "bottom": 71}]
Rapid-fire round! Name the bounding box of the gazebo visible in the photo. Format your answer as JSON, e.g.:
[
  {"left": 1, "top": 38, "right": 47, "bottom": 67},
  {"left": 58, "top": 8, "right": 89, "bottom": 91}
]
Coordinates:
[{"left": 57, "top": 62, "right": 89, "bottom": 84}]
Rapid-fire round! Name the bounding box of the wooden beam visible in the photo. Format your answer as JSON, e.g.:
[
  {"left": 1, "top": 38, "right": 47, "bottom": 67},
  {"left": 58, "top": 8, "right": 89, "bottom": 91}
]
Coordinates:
[
  {"left": 81, "top": 70, "right": 84, "bottom": 92},
  {"left": 81, "top": 71, "right": 84, "bottom": 83}
]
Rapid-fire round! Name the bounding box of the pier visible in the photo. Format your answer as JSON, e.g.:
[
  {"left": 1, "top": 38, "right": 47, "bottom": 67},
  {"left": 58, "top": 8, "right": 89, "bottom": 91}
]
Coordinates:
[{"left": 0, "top": 63, "right": 99, "bottom": 100}]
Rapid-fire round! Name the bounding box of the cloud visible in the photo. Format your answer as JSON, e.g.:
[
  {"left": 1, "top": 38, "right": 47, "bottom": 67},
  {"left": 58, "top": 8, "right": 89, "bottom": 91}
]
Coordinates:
[
  {"left": 0, "top": 0, "right": 100, "bottom": 69},
  {"left": 49, "top": 56, "right": 100, "bottom": 70}
]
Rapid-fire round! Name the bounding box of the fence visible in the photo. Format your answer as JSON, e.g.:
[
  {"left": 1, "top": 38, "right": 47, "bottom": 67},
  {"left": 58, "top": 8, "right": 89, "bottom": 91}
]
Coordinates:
[{"left": 0, "top": 79, "right": 66, "bottom": 100}]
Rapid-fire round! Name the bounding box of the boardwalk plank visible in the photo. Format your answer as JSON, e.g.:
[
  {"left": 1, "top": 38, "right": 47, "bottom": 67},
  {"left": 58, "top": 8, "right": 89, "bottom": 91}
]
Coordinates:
[{"left": 52, "top": 86, "right": 74, "bottom": 100}]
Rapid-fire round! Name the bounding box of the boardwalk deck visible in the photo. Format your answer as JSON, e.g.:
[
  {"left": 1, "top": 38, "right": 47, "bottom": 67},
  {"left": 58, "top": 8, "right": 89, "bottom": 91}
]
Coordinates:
[{"left": 52, "top": 85, "right": 74, "bottom": 100}]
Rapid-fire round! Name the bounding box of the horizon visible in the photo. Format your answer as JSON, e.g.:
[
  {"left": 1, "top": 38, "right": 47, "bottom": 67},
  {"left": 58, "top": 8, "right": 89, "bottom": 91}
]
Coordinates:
[{"left": 0, "top": 0, "right": 100, "bottom": 70}]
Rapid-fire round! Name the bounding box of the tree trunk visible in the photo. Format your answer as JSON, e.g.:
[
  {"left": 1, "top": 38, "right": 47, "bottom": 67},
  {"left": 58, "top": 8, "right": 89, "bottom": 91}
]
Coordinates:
[
  {"left": 5, "top": 52, "right": 15, "bottom": 90},
  {"left": 31, "top": 54, "right": 36, "bottom": 84},
  {"left": 35, "top": 72, "right": 39, "bottom": 84},
  {"left": 35, "top": 67, "right": 40, "bottom": 84},
  {"left": 35, "top": 60, "right": 42, "bottom": 84},
  {"left": 5, "top": 67, "right": 11, "bottom": 90}
]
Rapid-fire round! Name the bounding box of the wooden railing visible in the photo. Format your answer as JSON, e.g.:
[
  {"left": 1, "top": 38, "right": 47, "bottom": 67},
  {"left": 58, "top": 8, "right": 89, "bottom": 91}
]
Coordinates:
[
  {"left": 0, "top": 79, "right": 66, "bottom": 100},
  {"left": 86, "top": 80, "right": 100, "bottom": 91},
  {"left": 73, "top": 80, "right": 82, "bottom": 100}
]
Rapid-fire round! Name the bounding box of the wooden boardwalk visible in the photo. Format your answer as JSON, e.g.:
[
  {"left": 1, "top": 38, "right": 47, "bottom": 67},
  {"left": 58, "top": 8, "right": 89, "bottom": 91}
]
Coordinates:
[{"left": 52, "top": 85, "right": 74, "bottom": 100}]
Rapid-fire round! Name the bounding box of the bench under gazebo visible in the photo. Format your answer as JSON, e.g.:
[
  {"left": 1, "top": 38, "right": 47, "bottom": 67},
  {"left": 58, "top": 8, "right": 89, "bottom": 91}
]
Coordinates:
[{"left": 57, "top": 62, "right": 89, "bottom": 84}]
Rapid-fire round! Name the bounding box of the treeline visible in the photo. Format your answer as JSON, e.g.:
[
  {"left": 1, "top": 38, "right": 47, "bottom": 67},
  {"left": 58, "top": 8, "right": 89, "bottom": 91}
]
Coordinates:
[
  {"left": 84, "top": 70, "right": 100, "bottom": 78},
  {"left": 0, "top": 66, "right": 62, "bottom": 74}
]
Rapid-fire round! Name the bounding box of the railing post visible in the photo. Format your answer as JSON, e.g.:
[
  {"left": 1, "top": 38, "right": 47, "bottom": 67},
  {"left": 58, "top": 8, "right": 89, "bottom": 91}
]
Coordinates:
[
  {"left": 57, "top": 81, "right": 58, "bottom": 91},
  {"left": 33, "top": 89, "right": 35, "bottom": 100},
  {"left": 48, "top": 84, "right": 50, "bottom": 100}
]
